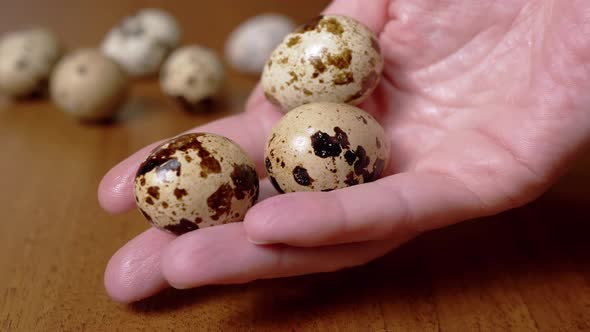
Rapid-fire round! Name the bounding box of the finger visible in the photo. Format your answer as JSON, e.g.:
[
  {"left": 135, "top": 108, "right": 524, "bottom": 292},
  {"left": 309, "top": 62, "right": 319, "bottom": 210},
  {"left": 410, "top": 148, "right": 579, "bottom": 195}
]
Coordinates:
[
  {"left": 104, "top": 228, "right": 175, "bottom": 303},
  {"left": 98, "top": 93, "right": 281, "bottom": 214},
  {"left": 103, "top": 176, "right": 278, "bottom": 303},
  {"left": 244, "top": 172, "right": 488, "bottom": 247},
  {"left": 161, "top": 223, "right": 411, "bottom": 289},
  {"left": 323, "top": 0, "right": 389, "bottom": 33}
]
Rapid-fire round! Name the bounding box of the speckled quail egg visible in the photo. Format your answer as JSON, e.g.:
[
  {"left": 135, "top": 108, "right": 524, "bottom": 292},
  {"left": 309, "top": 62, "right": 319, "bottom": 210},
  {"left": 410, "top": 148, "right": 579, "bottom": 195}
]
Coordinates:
[
  {"left": 50, "top": 49, "right": 129, "bottom": 121},
  {"left": 160, "top": 45, "right": 224, "bottom": 110},
  {"left": 0, "top": 28, "right": 62, "bottom": 97},
  {"left": 101, "top": 8, "right": 181, "bottom": 76},
  {"left": 265, "top": 102, "right": 389, "bottom": 193},
  {"left": 225, "top": 13, "right": 295, "bottom": 74},
  {"left": 262, "top": 15, "right": 384, "bottom": 111},
  {"left": 134, "top": 133, "right": 259, "bottom": 235}
]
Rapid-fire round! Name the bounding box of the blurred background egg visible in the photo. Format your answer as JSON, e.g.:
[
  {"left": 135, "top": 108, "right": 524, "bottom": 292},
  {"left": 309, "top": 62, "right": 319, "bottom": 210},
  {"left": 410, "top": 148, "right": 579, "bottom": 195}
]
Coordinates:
[
  {"left": 0, "top": 28, "right": 62, "bottom": 98},
  {"left": 224, "top": 13, "right": 295, "bottom": 75},
  {"left": 101, "top": 8, "right": 181, "bottom": 76}
]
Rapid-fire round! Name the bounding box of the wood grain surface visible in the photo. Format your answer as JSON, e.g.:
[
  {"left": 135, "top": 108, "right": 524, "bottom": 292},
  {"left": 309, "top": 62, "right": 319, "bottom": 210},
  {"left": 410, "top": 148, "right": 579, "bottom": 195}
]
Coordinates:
[{"left": 1, "top": 1, "right": 589, "bottom": 331}]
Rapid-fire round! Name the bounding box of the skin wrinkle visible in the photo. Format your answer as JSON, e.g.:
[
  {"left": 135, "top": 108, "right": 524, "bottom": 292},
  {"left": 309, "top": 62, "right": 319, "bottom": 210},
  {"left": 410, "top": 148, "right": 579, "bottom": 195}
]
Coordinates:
[
  {"left": 541, "top": 6, "right": 590, "bottom": 108},
  {"left": 474, "top": 126, "right": 544, "bottom": 183},
  {"left": 112, "top": 175, "right": 132, "bottom": 195},
  {"left": 383, "top": 2, "right": 537, "bottom": 110},
  {"left": 414, "top": 32, "right": 517, "bottom": 108},
  {"left": 408, "top": 164, "right": 490, "bottom": 213},
  {"left": 375, "top": 178, "right": 419, "bottom": 237},
  {"left": 385, "top": 1, "right": 500, "bottom": 70},
  {"left": 268, "top": 244, "right": 288, "bottom": 278},
  {"left": 332, "top": 191, "right": 353, "bottom": 240}
]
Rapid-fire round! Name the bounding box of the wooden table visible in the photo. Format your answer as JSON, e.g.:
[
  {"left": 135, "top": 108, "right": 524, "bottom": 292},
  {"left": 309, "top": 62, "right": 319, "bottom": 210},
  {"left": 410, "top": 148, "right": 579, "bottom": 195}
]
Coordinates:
[{"left": 1, "top": 1, "right": 589, "bottom": 330}]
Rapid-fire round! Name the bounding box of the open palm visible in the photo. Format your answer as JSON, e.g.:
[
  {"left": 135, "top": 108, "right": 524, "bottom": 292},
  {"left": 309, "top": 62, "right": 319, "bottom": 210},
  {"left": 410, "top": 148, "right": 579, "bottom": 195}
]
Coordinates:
[{"left": 99, "top": 0, "right": 590, "bottom": 303}]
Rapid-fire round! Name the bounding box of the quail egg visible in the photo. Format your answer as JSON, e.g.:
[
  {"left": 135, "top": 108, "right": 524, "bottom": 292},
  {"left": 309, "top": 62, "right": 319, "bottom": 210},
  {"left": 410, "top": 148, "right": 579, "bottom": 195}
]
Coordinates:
[
  {"left": 50, "top": 49, "right": 129, "bottom": 121},
  {"left": 160, "top": 45, "right": 224, "bottom": 110},
  {"left": 225, "top": 13, "right": 295, "bottom": 74},
  {"left": 262, "top": 15, "right": 383, "bottom": 111},
  {"left": 134, "top": 133, "right": 259, "bottom": 235},
  {"left": 0, "top": 28, "right": 62, "bottom": 97},
  {"left": 265, "top": 102, "right": 389, "bottom": 193},
  {"left": 101, "top": 8, "right": 181, "bottom": 76}
]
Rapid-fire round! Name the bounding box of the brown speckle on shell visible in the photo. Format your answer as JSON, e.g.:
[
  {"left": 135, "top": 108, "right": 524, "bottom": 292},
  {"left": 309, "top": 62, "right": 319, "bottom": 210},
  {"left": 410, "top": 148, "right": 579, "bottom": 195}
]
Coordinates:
[
  {"left": 333, "top": 72, "right": 354, "bottom": 85},
  {"left": 346, "top": 71, "right": 379, "bottom": 103},
  {"left": 147, "top": 186, "right": 160, "bottom": 199},
  {"left": 293, "top": 166, "right": 314, "bottom": 186},
  {"left": 164, "top": 218, "right": 199, "bottom": 235},
  {"left": 207, "top": 183, "right": 233, "bottom": 221},
  {"left": 294, "top": 15, "right": 324, "bottom": 34},
  {"left": 137, "top": 134, "right": 206, "bottom": 176},
  {"left": 287, "top": 36, "right": 301, "bottom": 47},
  {"left": 264, "top": 91, "right": 280, "bottom": 105},
  {"left": 174, "top": 188, "right": 188, "bottom": 199},
  {"left": 231, "top": 163, "right": 259, "bottom": 201},
  {"left": 326, "top": 49, "right": 352, "bottom": 69},
  {"left": 319, "top": 17, "right": 344, "bottom": 35},
  {"left": 344, "top": 171, "right": 359, "bottom": 186},
  {"left": 310, "top": 127, "right": 350, "bottom": 158}
]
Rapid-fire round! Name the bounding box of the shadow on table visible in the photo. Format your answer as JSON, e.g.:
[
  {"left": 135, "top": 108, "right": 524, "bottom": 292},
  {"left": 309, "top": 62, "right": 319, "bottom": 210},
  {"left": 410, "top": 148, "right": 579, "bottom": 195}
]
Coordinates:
[{"left": 128, "top": 176, "right": 590, "bottom": 326}]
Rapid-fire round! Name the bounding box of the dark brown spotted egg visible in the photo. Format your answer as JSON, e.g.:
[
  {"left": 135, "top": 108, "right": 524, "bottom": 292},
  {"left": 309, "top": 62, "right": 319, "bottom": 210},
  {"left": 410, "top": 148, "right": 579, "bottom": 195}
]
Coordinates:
[
  {"left": 262, "top": 15, "right": 383, "bottom": 112},
  {"left": 265, "top": 102, "right": 389, "bottom": 193},
  {"left": 134, "top": 133, "right": 259, "bottom": 235}
]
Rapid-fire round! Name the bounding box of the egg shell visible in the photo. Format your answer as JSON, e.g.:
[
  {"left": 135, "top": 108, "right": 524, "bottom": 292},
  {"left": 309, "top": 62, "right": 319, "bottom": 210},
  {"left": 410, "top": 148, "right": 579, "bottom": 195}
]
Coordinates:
[
  {"left": 262, "top": 15, "right": 384, "bottom": 112},
  {"left": 134, "top": 133, "right": 259, "bottom": 235},
  {"left": 225, "top": 13, "right": 295, "bottom": 74},
  {"left": 0, "top": 28, "right": 62, "bottom": 97},
  {"left": 265, "top": 102, "right": 390, "bottom": 193},
  {"left": 50, "top": 49, "right": 129, "bottom": 121},
  {"left": 135, "top": 8, "right": 181, "bottom": 45},
  {"left": 160, "top": 46, "right": 224, "bottom": 110},
  {"left": 101, "top": 8, "right": 181, "bottom": 76}
]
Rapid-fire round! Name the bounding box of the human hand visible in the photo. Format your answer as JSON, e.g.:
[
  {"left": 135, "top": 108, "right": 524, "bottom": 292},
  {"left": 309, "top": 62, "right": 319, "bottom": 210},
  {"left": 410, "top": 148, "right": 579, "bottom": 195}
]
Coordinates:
[{"left": 99, "top": 0, "right": 590, "bottom": 303}]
